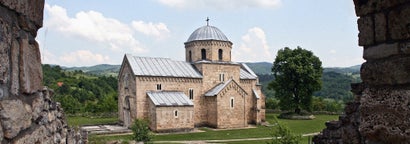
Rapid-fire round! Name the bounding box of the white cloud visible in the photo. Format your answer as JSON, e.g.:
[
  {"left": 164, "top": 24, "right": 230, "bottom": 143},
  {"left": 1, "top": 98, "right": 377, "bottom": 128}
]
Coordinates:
[
  {"left": 59, "top": 50, "right": 111, "bottom": 66},
  {"left": 233, "top": 27, "right": 274, "bottom": 62},
  {"left": 157, "top": 0, "right": 281, "bottom": 10},
  {"left": 330, "top": 49, "right": 337, "bottom": 54},
  {"left": 44, "top": 4, "right": 145, "bottom": 53},
  {"left": 132, "top": 21, "right": 170, "bottom": 39}
]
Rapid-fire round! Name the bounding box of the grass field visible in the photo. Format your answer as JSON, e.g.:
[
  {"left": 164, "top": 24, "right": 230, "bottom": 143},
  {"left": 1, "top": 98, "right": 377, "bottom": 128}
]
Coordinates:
[
  {"left": 86, "top": 113, "right": 338, "bottom": 143},
  {"left": 67, "top": 116, "right": 118, "bottom": 127}
]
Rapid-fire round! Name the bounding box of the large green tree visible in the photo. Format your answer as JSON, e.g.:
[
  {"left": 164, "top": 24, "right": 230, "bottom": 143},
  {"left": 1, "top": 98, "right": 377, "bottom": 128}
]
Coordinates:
[{"left": 269, "top": 47, "right": 323, "bottom": 114}]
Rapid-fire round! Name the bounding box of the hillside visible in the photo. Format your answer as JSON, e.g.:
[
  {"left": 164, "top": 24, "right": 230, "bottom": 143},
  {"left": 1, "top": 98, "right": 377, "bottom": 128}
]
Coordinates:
[
  {"left": 245, "top": 62, "right": 361, "bottom": 75},
  {"left": 65, "top": 64, "right": 121, "bottom": 76},
  {"left": 244, "top": 62, "right": 272, "bottom": 75}
]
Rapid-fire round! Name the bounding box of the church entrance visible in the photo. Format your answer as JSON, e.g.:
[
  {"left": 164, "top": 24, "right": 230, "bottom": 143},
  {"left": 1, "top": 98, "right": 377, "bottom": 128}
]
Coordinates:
[{"left": 123, "top": 96, "right": 131, "bottom": 127}]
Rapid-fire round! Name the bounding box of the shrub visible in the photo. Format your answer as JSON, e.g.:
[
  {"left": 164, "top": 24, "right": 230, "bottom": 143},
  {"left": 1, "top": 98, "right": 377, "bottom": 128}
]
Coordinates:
[
  {"left": 131, "top": 119, "right": 152, "bottom": 142},
  {"left": 268, "top": 117, "right": 301, "bottom": 144}
]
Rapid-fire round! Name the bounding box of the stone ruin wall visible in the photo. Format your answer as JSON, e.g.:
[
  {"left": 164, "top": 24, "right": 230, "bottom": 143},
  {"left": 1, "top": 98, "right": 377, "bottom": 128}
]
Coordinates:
[
  {"left": 314, "top": 0, "right": 410, "bottom": 143},
  {"left": 0, "top": 1, "right": 83, "bottom": 143}
]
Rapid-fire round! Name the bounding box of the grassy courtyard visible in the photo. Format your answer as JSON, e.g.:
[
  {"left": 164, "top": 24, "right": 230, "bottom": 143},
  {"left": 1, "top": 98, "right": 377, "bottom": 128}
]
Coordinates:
[
  {"left": 81, "top": 113, "right": 338, "bottom": 143},
  {"left": 67, "top": 116, "right": 118, "bottom": 127}
]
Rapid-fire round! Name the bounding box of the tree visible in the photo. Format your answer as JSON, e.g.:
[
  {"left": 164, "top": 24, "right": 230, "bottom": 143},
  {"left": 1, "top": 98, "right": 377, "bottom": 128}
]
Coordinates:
[
  {"left": 269, "top": 47, "right": 323, "bottom": 114},
  {"left": 131, "top": 119, "right": 152, "bottom": 143}
]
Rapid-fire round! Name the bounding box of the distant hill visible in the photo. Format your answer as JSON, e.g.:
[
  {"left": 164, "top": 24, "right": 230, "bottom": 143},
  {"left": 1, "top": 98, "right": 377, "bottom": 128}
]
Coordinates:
[
  {"left": 244, "top": 62, "right": 272, "bottom": 75},
  {"left": 64, "top": 64, "right": 121, "bottom": 76},
  {"left": 324, "top": 65, "right": 361, "bottom": 74},
  {"left": 245, "top": 62, "right": 361, "bottom": 75}
]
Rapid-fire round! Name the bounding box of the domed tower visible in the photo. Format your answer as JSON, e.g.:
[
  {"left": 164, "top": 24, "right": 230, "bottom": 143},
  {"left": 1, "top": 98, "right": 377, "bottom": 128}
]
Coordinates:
[{"left": 184, "top": 24, "right": 233, "bottom": 63}]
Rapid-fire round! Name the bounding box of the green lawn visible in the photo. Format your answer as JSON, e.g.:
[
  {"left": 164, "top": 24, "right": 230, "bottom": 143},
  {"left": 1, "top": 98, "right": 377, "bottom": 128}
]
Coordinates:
[
  {"left": 266, "top": 114, "right": 339, "bottom": 134},
  {"left": 218, "top": 136, "right": 313, "bottom": 144},
  {"left": 88, "top": 113, "right": 338, "bottom": 143},
  {"left": 67, "top": 116, "right": 118, "bottom": 127}
]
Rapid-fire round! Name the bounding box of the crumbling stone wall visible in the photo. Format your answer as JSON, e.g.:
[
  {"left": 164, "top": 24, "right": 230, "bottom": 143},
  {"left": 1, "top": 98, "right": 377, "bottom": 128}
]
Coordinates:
[
  {"left": 0, "top": 1, "right": 83, "bottom": 143},
  {"left": 314, "top": 0, "right": 410, "bottom": 143}
]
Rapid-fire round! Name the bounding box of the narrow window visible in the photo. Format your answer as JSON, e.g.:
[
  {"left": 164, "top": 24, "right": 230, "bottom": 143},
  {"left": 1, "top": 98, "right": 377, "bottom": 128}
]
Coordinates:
[
  {"left": 218, "top": 49, "right": 223, "bottom": 61},
  {"left": 156, "top": 84, "right": 162, "bottom": 90},
  {"left": 219, "top": 73, "right": 225, "bottom": 82},
  {"left": 201, "top": 49, "right": 206, "bottom": 60},
  {"left": 174, "top": 110, "right": 178, "bottom": 118},
  {"left": 189, "top": 88, "right": 194, "bottom": 100},
  {"left": 123, "top": 74, "right": 129, "bottom": 89},
  {"left": 230, "top": 97, "right": 234, "bottom": 108},
  {"left": 188, "top": 51, "right": 192, "bottom": 62}
]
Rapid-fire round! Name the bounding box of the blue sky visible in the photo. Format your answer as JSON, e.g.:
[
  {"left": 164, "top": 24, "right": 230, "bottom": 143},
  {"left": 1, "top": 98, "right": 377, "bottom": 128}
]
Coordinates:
[{"left": 37, "top": 0, "right": 363, "bottom": 67}]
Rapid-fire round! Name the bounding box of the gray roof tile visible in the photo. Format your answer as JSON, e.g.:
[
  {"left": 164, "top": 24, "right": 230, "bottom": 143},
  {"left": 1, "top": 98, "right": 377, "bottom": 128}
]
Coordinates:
[
  {"left": 186, "top": 26, "right": 229, "bottom": 43},
  {"left": 147, "top": 91, "right": 194, "bottom": 106},
  {"left": 204, "top": 79, "right": 233, "bottom": 96},
  {"left": 239, "top": 63, "right": 258, "bottom": 79},
  {"left": 126, "top": 54, "right": 202, "bottom": 78},
  {"left": 253, "top": 89, "right": 260, "bottom": 99}
]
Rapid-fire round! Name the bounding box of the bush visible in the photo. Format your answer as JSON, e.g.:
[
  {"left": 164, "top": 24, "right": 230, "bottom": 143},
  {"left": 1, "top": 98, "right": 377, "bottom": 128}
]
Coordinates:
[
  {"left": 266, "top": 98, "right": 280, "bottom": 110},
  {"left": 269, "top": 117, "right": 301, "bottom": 144},
  {"left": 131, "top": 119, "right": 152, "bottom": 142}
]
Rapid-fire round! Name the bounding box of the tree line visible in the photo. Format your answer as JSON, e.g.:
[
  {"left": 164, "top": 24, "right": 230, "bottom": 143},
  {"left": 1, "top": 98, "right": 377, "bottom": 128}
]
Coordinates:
[{"left": 42, "top": 64, "right": 118, "bottom": 114}]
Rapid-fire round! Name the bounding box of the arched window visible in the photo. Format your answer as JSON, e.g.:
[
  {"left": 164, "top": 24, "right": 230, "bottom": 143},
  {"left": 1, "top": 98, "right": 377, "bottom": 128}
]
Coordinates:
[
  {"left": 189, "top": 88, "right": 194, "bottom": 100},
  {"left": 201, "top": 49, "right": 206, "bottom": 60},
  {"left": 189, "top": 51, "right": 192, "bottom": 62},
  {"left": 218, "top": 49, "right": 223, "bottom": 61},
  {"left": 174, "top": 110, "right": 178, "bottom": 118},
  {"left": 230, "top": 97, "right": 234, "bottom": 108}
]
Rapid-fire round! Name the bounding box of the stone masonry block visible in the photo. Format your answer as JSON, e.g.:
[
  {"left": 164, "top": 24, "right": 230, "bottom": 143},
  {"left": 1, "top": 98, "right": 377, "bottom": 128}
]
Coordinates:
[
  {"left": 12, "top": 125, "right": 53, "bottom": 144},
  {"left": 388, "top": 5, "right": 410, "bottom": 41},
  {"left": 19, "top": 37, "right": 43, "bottom": 94},
  {"left": 363, "top": 43, "right": 399, "bottom": 60},
  {"left": 353, "top": 0, "right": 410, "bottom": 16},
  {"left": 358, "top": 16, "right": 374, "bottom": 46},
  {"left": 400, "top": 41, "right": 410, "bottom": 54},
  {"left": 10, "top": 39, "right": 19, "bottom": 96},
  {"left": 360, "top": 87, "right": 410, "bottom": 142},
  {"left": 0, "top": 0, "right": 45, "bottom": 28},
  {"left": 374, "top": 12, "right": 387, "bottom": 43},
  {"left": 0, "top": 99, "right": 32, "bottom": 139},
  {"left": 361, "top": 57, "right": 410, "bottom": 85}
]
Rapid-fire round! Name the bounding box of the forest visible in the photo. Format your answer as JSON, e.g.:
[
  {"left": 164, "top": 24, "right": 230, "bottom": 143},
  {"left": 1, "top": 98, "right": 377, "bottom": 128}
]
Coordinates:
[{"left": 42, "top": 64, "right": 118, "bottom": 114}]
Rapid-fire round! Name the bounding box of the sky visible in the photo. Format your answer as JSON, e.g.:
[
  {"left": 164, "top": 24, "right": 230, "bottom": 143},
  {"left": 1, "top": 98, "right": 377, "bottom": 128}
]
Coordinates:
[{"left": 37, "top": 0, "right": 364, "bottom": 67}]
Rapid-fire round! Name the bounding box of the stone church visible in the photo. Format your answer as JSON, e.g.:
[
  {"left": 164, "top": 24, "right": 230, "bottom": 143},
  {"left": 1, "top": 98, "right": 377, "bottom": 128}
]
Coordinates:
[{"left": 118, "top": 23, "right": 266, "bottom": 132}]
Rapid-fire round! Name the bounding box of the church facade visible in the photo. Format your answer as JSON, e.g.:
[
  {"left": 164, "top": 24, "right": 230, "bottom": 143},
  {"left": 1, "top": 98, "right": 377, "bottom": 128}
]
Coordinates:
[{"left": 118, "top": 24, "right": 266, "bottom": 132}]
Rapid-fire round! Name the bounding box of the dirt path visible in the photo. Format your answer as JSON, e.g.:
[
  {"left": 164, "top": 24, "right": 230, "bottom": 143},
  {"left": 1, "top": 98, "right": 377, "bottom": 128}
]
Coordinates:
[{"left": 152, "top": 132, "right": 319, "bottom": 144}]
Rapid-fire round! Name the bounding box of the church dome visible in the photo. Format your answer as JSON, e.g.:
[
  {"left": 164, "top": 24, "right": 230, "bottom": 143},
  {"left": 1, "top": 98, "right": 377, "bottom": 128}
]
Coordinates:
[{"left": 186, "top": 25, "right": 230, "bottom": 43}]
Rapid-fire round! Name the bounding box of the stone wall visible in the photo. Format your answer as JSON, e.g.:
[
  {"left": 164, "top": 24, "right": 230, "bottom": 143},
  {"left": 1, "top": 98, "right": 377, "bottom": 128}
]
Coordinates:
[
  {"left": 134, "top": 76, "right": 203, "bottom": 125},
  {"left": 185, "top": 40, "right": 232, "bottom": 62},
  {"left": 216, "top": 82, "right": 247, "bottom": 128},
  {"left": 0, "top": 1, "right": 83, "bottom": 143},
  {"left": 314, "top": 0, "right": 410, "bottom": 143},
  {"left": 148, "top": 103, "right": 194, "bottom": 132}
]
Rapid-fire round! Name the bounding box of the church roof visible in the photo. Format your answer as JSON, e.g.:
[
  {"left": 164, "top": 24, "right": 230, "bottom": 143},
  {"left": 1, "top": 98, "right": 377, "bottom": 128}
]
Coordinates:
[
  {"left": 186, "top": 25, "right": 230, "bottom": 43},
  {"left": 205, "top": 79, "right": 247, "bottom": 97},
  {"left": 239, "top": 63, "right": 258, "bottom": 79},
  {"left": 147, "top": 91, "right": 194, "bottom": 107},
  {"left": 204, "top": 79, "right": 233, "bottom": 96},
  {"left": 126, "top": 54, "right": 202, "bottom": 78},
  {"left": 253, "top": 89, "right": 260, "bottom": 99}
]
